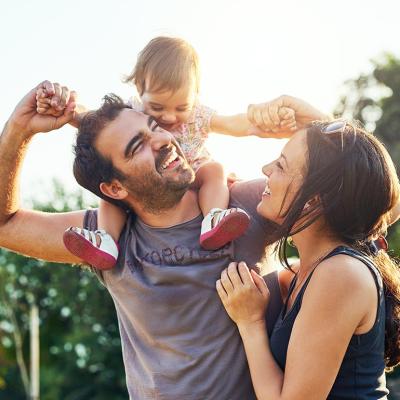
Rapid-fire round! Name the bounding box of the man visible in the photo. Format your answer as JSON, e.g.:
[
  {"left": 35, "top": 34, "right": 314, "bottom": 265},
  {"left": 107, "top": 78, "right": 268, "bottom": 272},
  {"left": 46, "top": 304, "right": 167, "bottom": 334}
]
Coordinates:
[{"left": 0, "top": 82, "right": 325, "bottom": 399}]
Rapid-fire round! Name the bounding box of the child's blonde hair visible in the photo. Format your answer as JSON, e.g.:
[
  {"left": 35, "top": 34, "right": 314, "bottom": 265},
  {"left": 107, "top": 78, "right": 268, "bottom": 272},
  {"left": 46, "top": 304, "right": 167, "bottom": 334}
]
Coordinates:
[{"left": 124, "top": 36, "right": 200, "bottom": 95}]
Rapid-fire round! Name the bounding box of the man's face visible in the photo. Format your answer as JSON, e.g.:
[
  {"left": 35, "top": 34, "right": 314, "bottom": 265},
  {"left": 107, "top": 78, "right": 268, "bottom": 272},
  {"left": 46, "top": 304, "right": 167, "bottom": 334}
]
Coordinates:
[{"left": 95, "top": 109, "right": 195, "bottom": 213}]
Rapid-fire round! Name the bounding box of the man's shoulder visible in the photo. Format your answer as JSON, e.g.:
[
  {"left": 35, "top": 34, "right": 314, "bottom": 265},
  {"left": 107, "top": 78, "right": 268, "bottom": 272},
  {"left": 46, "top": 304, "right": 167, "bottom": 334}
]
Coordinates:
[
  {"left": 229, "top": 178, "right": 278, "bottom": 249},
  {"left": 229, "top": 178, "right": 265, "bottom": 212}
]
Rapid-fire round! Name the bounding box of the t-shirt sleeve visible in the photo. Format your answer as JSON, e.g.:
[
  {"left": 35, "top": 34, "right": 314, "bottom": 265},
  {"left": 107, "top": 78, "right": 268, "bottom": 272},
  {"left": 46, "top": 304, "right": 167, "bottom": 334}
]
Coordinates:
[
  {"left": 229, "top": 178, "right": 279, "bottom": 244},
  {"left": 82, "top": 209, "right": 106, "bottom": 285},
  {"left": 193, "top": 103, "right": 216, "bottom": 136},
  {"left": 264, "top": 271, "right": 283, "bottom": 336}
]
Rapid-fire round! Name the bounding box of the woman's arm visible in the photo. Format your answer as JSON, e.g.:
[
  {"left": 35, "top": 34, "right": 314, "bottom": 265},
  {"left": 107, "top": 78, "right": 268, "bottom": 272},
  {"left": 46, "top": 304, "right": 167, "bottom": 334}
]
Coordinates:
[
  {"left": 247, "top": 95, "right": 331, "bottom": 132},
  {"left": 217, "top": 256, "right": 376, "bottom": 400}
]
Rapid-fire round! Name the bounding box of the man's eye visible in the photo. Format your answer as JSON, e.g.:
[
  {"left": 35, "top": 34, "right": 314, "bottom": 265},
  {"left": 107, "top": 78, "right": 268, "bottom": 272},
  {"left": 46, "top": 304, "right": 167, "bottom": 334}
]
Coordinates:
[
  {"left": 150, "top": 120, "right": 161, "bottom": 131},
  {"left": 131, "top": 143, "right": 142, "bottom": 156}
]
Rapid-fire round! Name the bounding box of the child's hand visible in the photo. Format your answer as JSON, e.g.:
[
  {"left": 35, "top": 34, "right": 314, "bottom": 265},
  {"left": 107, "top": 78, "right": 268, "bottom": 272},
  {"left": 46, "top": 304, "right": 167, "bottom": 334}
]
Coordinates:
[
  {"left": 247, "top": 107, "right": 296, "bottom": 139},
  {"left": 36, "top": 82, "right": 75, "bottom": 117},
  {"left": 247, "top": 101, "right": 297, "bottom": 138},
  {"left": 248, "top": 95, "right": 330, "bottom": 136},
  {"left": 279, "top": 106, "right": 297, "bottom": 131},
  {"left": 36, "top": 86, "right": 54, "bottom": 115}
]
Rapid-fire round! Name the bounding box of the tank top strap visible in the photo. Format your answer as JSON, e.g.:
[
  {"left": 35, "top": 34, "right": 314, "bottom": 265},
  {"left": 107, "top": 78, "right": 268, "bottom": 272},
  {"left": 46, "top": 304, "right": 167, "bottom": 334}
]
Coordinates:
[
  {"left": 321, "top": 246, "right": 384, "bottom": 293},
  {"left": 295, "top": 246, "right": 384, "bottom": 323},
  {"left": 291, "top": 246, "right": 383, "bottom": 306}
]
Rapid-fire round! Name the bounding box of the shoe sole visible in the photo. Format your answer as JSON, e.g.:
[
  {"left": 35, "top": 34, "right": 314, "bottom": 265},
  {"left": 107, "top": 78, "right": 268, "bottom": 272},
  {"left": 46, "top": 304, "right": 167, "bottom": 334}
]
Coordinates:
[
  {"left": 63, "top": 229, "right": 117, "bottom": 270},
  {"left": 200, "top": 211, "right": 250, "bottom": 250}
]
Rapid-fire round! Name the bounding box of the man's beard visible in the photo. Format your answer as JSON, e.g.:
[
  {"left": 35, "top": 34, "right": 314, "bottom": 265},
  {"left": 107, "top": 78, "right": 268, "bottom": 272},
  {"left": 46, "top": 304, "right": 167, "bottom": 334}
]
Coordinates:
[{"left": 121, "top": 150, "right": 195, "bottom": 214}]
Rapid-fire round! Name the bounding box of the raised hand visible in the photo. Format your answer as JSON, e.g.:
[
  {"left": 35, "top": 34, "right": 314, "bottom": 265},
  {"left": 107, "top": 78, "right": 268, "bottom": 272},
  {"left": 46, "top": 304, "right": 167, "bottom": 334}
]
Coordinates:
[
  {"left": 8, "top": 81, "right": 76, "bottom": 137},
  {"left": 36, "top": 81, "right": 74, "bottom": 117},
  {"left": 248, "top": 95, "right": 330, "bottom": 135}
]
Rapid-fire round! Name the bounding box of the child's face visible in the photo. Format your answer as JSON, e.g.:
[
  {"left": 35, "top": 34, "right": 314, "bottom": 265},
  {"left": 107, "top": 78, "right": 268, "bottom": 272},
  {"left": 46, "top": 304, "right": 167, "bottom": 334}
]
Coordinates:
[{"left": 140, "top": 82, "right": 197, "bottom": 132}]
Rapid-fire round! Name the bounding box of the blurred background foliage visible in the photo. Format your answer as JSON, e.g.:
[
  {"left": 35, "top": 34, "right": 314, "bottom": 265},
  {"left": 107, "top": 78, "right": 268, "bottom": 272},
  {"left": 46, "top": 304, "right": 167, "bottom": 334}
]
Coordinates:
[
  {"left": 0, "top": 183, "right": 128, "bottom": 399},
  {"left": 1, "top": 54, "right": 400, "bottom": 398}
]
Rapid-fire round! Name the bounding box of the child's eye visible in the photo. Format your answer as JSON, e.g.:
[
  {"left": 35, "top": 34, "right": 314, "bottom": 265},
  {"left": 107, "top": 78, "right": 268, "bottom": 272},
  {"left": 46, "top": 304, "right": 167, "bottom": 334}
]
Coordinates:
[
  {"left": 177, "top": 107, "right": 188, "bottom": 112},
  {"left": 151, "top": 106, "right": 163, "bottom": 112},
  {"left": 276, "top": 161, "right": 283, "bottom": 170}
]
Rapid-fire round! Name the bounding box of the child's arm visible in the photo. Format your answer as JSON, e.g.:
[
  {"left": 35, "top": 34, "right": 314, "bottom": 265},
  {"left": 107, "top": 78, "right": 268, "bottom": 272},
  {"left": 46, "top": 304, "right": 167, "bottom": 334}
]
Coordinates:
[
  {"left": 98, "top": 200, "right": 127, "bottom": 243},
  {"left": 210, "top": 107, "right": 296, "bottom": 139},
  {"left": 36, "top": 84, "right": 88, "bottom": 128}
]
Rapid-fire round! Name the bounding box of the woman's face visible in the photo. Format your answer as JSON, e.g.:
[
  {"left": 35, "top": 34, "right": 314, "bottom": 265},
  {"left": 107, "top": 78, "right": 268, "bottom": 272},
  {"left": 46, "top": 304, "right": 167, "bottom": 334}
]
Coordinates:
[{"left": 257, "top": 130, "right": 308, "bottom": 223}]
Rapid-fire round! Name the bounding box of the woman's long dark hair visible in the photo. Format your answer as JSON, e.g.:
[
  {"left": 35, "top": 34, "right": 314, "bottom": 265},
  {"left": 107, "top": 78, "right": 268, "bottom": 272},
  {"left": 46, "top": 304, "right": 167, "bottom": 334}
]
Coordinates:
[{"left": 276, "top": 121, "right": 400, "bottom": 369}]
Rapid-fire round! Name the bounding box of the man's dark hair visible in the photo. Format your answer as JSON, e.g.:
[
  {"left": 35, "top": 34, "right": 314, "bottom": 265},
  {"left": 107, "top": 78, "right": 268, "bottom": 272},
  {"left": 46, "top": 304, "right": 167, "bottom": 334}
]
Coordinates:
[{"left": 73, "top": 94, "right": 131, "bottom": 210}]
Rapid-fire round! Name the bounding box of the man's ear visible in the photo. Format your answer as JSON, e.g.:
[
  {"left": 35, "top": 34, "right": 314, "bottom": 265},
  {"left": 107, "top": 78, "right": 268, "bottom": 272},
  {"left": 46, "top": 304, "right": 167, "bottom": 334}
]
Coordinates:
[{"left": 99, "top": 180, "right": 128, "bottom": 200}]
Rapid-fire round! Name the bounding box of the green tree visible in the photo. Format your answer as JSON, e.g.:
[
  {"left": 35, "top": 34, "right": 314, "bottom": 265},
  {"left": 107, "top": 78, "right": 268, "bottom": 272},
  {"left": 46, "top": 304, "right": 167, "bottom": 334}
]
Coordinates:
[
  {"left": 335, "top": 53, "right": 400, "bottom": 398},
  {"left": 335, "top": 53, "right": 400, "bottom": 167},
  {"left": 0, "top": 182, "right": 127, "bottom": 400}
]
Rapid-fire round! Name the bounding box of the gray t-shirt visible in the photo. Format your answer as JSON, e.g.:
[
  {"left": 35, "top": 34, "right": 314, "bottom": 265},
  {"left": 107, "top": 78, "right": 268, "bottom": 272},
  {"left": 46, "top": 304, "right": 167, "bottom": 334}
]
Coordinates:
[{"left": 84, "top": 179, "right": 282, "bottom": 400}]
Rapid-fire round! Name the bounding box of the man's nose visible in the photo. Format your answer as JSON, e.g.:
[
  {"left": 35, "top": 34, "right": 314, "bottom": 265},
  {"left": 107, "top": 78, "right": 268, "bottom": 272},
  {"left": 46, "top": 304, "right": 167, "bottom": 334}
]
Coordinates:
[{"left": 151, "top": 129, "right": 173, "bottom": 150}]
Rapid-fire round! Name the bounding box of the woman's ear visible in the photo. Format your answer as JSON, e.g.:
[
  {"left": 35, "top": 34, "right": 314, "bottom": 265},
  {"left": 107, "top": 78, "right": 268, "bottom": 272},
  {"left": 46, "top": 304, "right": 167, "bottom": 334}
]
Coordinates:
[{"left": 99, "top": 180, "right": 128, "bottom": 200}]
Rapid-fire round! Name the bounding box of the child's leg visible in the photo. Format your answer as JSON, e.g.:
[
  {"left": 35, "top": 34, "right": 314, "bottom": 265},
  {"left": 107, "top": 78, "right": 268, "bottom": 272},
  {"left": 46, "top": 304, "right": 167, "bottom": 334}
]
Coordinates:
[
  {"left": 195, "top": 161, "right": 229, "bottom": 215},
  {"left": 63, "top": 200, "right": 127, "bottom": 270},
  {"left": 98, "top": 199, "right": 127, "bottom": 242},
  {"left": 195, "top": 162, "right": 250, "bottom": 250}
]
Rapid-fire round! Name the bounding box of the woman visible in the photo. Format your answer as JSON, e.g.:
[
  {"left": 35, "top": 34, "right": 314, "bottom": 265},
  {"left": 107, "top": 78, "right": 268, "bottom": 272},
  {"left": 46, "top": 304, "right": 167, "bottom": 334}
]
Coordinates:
[{"left": 217, "top": 97, "right": 400, "bottom": 399}]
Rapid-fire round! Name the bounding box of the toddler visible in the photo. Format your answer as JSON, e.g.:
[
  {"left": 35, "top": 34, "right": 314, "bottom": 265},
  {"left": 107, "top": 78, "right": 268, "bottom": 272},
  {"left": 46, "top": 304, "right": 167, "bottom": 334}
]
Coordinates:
[{"left": 37, "top": 37, "right": 296, "bottom": 269}]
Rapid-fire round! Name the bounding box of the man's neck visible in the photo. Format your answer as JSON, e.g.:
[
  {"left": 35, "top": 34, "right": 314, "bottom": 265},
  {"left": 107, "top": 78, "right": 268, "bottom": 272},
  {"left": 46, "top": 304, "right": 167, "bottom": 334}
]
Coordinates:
[{"left": 132, "top": 189, "right": 202, "bottom": 228}]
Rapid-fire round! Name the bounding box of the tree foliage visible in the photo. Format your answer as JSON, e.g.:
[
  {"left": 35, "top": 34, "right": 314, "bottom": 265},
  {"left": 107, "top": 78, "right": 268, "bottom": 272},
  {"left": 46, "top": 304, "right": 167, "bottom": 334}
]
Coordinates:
[
  {"left": 335, "top": 53, "right": 400, "bottom": 167},
  {"left": 0, "top": 182, "right": 127, "bottom": 399}
]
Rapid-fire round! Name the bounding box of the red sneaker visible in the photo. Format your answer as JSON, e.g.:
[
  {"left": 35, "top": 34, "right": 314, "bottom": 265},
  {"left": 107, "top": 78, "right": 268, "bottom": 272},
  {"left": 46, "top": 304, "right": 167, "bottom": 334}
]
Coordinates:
[
  {"left": 200, "top": 208, "right": 250, "bottom": 250},
  {"left": 63, "top": 227, "right": 119, "bottom": 270}
]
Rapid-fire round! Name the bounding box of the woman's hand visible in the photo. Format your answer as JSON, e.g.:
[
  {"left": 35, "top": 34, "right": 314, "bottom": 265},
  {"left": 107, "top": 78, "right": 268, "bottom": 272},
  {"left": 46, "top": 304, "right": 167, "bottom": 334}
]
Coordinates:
[
  {"left": 216, "top": 261, "right": 270, "bottom": 329},
  {"left": 248, "top": 95, "right": 330, "bottom": 133}
]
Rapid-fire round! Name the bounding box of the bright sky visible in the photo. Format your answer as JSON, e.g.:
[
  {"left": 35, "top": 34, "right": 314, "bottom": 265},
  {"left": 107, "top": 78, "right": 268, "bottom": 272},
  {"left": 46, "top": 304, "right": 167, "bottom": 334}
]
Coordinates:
[{"left": 1, "top": 0, "right": 399, "bottom": 205}]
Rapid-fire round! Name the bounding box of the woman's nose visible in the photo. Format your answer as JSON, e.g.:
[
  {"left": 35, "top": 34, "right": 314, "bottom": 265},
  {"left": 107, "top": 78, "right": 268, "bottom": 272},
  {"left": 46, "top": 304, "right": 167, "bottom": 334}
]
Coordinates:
[{"left": 262, "top": 163, "right": 272, "bottom": 176}]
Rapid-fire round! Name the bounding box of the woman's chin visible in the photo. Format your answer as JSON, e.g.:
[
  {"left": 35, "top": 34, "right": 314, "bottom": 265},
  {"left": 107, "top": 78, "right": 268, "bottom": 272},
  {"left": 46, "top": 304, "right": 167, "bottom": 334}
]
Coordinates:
[{"left": 257, "top": 201, "right": 273, "bottom": 220}]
